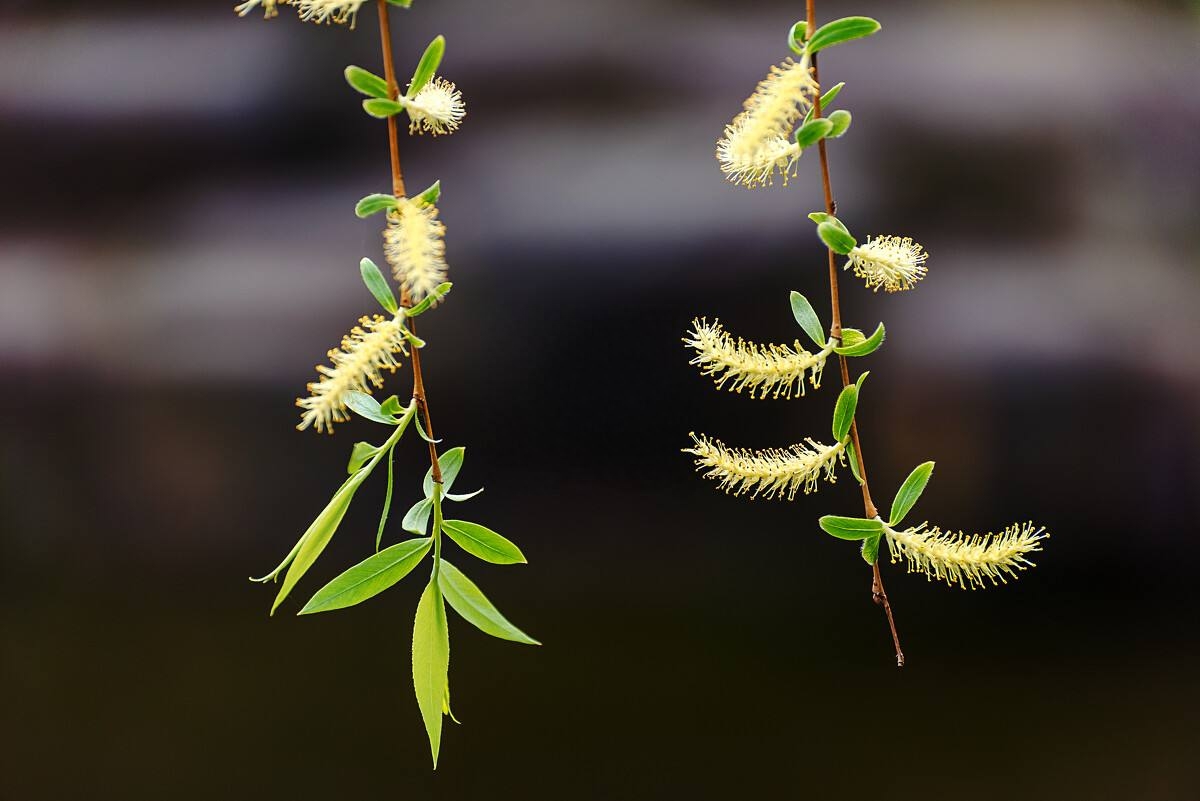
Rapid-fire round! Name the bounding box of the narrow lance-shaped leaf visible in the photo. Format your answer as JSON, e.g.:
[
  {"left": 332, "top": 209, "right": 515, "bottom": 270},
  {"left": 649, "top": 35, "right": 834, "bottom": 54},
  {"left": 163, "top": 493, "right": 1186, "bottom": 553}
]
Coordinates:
[
  {"left": 806, "top": 16, "right": 881, "bottom": 55},
  {"left": 406, "top": 282, "right": 453, "bottom": 318},
  {"left": 846, "top": 441, "right": 865, "bottom": 485},
  {"left": 344, "top": 65, "right": 389, "bottom": 99},
  {"left": 832, "top": 384, "right": 859, "bottom": 442},
  {"left": 424, "top": 446, "right": 465, "bottom": 497},
  {"left": 442, "top": 520, "right": 526, "bottom": 565},
  {"left": 299, "top": 537, "right": 432, "bottom": 615},
  {"left": 376, "top": 444, "right": 395, "bottom": 551},
  {"left": 408, "top": 35, "right": 445, "bottom": 98},
  {"left": 412, "top": 578, "right": 450, "bottom": 768},
  {"left": 789, "top": 291, "right": 826, "bottom": 347},
  {"left": 803, "top": 82, "right": 845, "bottom": 125},
  {"left": 415, "top": 180, "right": 441, "bottom": 206},
  {"left": 890, "top": 461, "right": 935, "bottom": 527},
  {"left": 355, "top": 193, "right": 400, "bottom": 219},
  {"left": 360, "top": 258, "right": 398, "bottom": 314},
  {"left": 438, "top": 559, "right": 540, "bottom": 645},
  {"left": 819, "top": 515, "right": 883, "bottom": 540}
]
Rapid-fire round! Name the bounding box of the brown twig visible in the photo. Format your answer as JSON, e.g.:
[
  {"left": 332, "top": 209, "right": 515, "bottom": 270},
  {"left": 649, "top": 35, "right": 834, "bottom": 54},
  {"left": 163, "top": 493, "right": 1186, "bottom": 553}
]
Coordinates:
[
  {"left": 805, "top": 0, "right": 904, "bottom": 667},
  {"left": 377, "top": 0, "right": 442, "bottom": 483}
]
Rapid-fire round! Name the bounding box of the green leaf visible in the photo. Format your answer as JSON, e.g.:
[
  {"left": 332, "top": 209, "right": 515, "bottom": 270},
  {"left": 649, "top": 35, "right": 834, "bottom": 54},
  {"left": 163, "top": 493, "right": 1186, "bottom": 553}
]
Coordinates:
[
  {"left": 376, "top": 444, "right": 395, "bottom": 551},
  {"left": 835, "top": 322, "right": 885, "bottom": 357},
  {"left": 438, "top": 559, "right": 540, "bottom": 645},
  {"left": 355, "top": 193, "right": 399, "bottom": 218},
  {"left": 890, "top": 461, "right": 935, "bottom": 527},
  {"left": 379, "top": 395, "right": 406, "bottom": 416},
  {"left": 271, "top": 471, "right": 370, "bottom": 614},
  {"left": 412, "top": 578, "right": 449, "bottom": 768},
  {"left": 363, "top": 98, "right": 406, "bottom": 119},
  {"left": 424, "top": 446, "right": 465, "bottom": 497},
  {"left": 826, "top": 109, "right": 852, "bottom": 138},
  {"left": 299, "top": 537, "right": 431, "bottom": 615},
  {"left": 856, "top": 370, "right": 870, "bottom": 392},
  {"left": 414, "top": 414, "right": 442, "bottom": 444},
  {"left": 344, "top": 65, "right": 389, "bottom": 99},
  {"left": 861, "top": 533, "right": 882, "bottom": 564},
  {"left": 795, "top": 117, "right": 834, "bottom": 148},
  {"left": 444, "top": 488, "right": 483, "bottom": 503},
  {"left": 415, "top": 180, "right": 441, "bottom": 206},
  {"left": 831, "top": 384, "right": 859, "bottom": 442},
  {"left": 403, "top": 497, "right": 434, "bottom": 536},
  {"left": 802, "top": 82, "right": 845, "bottom": 125},
  {"left": 846, "top": 441, "right": 865, "bottom": 485},
  {"left": 405, "top": 282, "right": 453, "bottom": 318},
  {"left": 807, "top": 16, "right": 881, "bottom": 55},
  {"left": 787, "top": 20, "right": 809, "bottom": 55},
  {"left": 348, "top": 441, "right": 379, "bottom": 475},
  {"left": 442, "top": 520, "right": 526, "bottom": 565},
  {"left": 386, "top": 0, "right": 413, "bottom": 7},
  {"left": 344, "top": 390, "right": 400, "bottom": 425},
  {"left": 789, "top": 291, "right": 826, "bottom": 347},
  {"left": 408, "top": 35, "right": 445, "bottom": 98},
  {"left": 359, "top": 258, "right": 398, "bottom": 315},
  {"left": 819, "top": 515, "right": 883, "bottom": 540},
  {"left": 818, "top": 221, "right": 857, "bottom": 255}
]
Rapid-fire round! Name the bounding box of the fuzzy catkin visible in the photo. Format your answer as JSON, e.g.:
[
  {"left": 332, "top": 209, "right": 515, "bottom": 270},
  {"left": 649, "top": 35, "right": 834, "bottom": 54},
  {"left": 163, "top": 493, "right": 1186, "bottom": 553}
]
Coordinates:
[
  {"left": 685, "top": 433, "right": 845, "bottom": 500},
  {"left": 684, "top": 318, "right": 829, "bottom": 399},
  {"left": 884, "top": 521, "right": 1047, "bottom": 590}
]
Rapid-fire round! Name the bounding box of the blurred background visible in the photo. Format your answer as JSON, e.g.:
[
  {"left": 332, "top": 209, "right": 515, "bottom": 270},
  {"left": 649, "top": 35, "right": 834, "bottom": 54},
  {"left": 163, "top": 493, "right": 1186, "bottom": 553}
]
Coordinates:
[{"left": 3, "top": 0, "right": 1199, "bottom": 797}]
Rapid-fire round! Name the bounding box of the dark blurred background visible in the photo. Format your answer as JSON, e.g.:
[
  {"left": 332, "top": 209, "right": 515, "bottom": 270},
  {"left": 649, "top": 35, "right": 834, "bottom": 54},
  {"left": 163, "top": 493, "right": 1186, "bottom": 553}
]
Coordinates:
[{"left": 3, "top": 0, "right": 1200, "bottom": 797}]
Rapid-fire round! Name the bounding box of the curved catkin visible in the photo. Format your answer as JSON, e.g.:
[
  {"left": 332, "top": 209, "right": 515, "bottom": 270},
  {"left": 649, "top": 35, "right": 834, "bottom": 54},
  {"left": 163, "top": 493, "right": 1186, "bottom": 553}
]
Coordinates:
[
  {"left": 684, "top": 318, "right": 829, "bottom": 399},
  {"left": 685, "top": 433, "right": 845, "bottom": 500},
  {"left": 296, "top": 314, "right": 408, "bottom": 433},
  {"left": 383, "top": 200, "right": 448, "bottom": 304},
  {"left": 716, "top": 57, "right": 817, "bottom": 187},
  {"left": 884, "top": 522, "right": 1048, "bottom": 590},
  {"left": 845, "top": 235, "right": 928, "bottom": 293}
]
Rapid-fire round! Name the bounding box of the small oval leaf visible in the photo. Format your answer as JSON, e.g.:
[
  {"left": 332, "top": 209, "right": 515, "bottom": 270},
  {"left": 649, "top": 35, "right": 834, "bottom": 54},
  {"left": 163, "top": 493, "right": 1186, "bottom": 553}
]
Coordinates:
[
  {"left": 861, "top": 533, "right": 882, "bottom": 564},
  {"left": 363, "top": 98, "right": 406, "bottom": 119},
  {"left": 299, "top": 537, "right": 432, "bottom": 615},
  {"left": 832, "top": 384, "right": 859, "bottom": 442},
  {"left": 789, "top": 291, "right": 826, "bottom": 347},
  {"left": 403, "top": 497, "right": 434, "bottom": 536},
  {"left": 795, "top": 117, "right": 834, "bottom": 148},
  {"left": 807, "top": 16, "right": 882, "bottom": 55},
  {"left": 819, "top": 515, "right": 883, "bottom": 540},
  {"left": 890, "top": 461, "right": 935, "bottom": 527},
  {"left": 344, "top": 390, "right": 400, "bottom": 425},
  {"left": 818, "top": 221, "right": 857, "bottom": 255},
  {"left": 355, "top": 193, "right": 399, "bottom": 219},
  {"left": 360, "top": 258, "right": 398, "bottom": 314},
  {"left": 826, "top": 109, "right": 852, "bottom": 138},
  {"left": 344, "top": 65, "right": 389, "bottom": 99},
  {"left": 442, "top": 520, "right": 526, "bottom": 565},
  {"left": 408, "top": 35, "right": 445, "bottom": 98},
  {"left": 438, "top": 559, "right": 539, "bottom": 644}
]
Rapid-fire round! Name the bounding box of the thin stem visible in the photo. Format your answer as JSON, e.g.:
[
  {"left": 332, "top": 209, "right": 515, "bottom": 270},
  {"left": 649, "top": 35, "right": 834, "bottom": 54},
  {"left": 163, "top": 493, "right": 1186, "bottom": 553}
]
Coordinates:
[
  {"left": 377, "top": 0, "right": 442, "bottom": 484},
  {"left": 805, "top": 0, "right": 904, "bottom": 667}
]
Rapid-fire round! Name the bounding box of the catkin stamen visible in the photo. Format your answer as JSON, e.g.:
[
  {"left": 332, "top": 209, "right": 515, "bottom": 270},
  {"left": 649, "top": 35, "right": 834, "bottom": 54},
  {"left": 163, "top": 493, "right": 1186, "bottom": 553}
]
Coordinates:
[
  {"left": 684, "top": 318, "right": 831, "bottom": 399},
  {"left": 685, "top": 433, "right": 846, "bottom": 500},
  {"left": 845, "top": 235, "right": 929, "bottom": 293},
  {"left": 883, "top": 521, "right": 1047, "bottom": 590}
]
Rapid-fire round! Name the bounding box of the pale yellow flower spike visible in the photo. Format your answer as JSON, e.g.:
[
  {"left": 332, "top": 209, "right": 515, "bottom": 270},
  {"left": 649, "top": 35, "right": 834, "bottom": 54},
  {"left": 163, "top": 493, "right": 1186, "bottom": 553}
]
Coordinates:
[
  {"left": 716, "top": 57, "right": 817, "bottom": 188},
  {"left": 296, "top": 314, "right": 409, "bottom": 434},
  {"left": 883, "top": 521, "right": 1048, "bottom": 590},
  {"left": 846, "top": 235, "right": 929, "bottom": 293},
  {"left": 290, "top": 0, "right": 367, "bottom": 27},
  {"left": 685, "top": 433, "right": 846, "bottom": 501},
  {"left": 406, "top": 77, "right": 466, "bottom": 136},
  {"left": 234, "top": 0, "right": 278, "bottom": 18},
  {"left": 383, "top": 199, "right": 449, "bottom": 304},
  {"left": 684, "top": 318, "right": 833, "bottom": 399}
]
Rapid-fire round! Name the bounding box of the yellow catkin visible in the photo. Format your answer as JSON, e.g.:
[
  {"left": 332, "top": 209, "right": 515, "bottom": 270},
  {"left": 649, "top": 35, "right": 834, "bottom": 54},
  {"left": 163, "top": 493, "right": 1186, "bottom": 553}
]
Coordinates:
[
  {"left": 846, "top": 235, "right": 929, "bottom": 293},
  {"left": 685, "top": 433, "right": 846, "bottom": 500},
  {"left": 383, "top": 200, "right": 449, "bottom": 304},
  {"left": 296, "top": 314, "right": 408, "bottom": 433},
  {"left": 684, "top": 318, "right": 830, "bottom": 399},
  {"left": 716, "top": 57, "right": 817, "bottom": 187},
  {"left": 406, "top": 77, "right": 466, "bottom": 136},
  {"left": 884, "top": 521, "right": 1048, "bottom": 590}
]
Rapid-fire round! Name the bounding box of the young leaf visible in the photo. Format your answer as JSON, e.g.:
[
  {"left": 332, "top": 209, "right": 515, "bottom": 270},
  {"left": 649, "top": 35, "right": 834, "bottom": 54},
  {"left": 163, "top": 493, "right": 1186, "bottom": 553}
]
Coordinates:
[
  {"left": 376, "top": 444, "right": 395, "bottom": 551},
  {"left": 348, "top": 441, "right": 379, "bottom": 475},
  {"left": 787, "top": 20, "right": 809, "bottom": 54},
  {"left": 344, "top": 65, "right": 389, "bottom": 99},
  {"left": 818, "top": 221, "right": 857, "bottom": 255},
  {"left": 806, "top": 16, "right": 882, "bottom": 55},
  {"left": 355, "top": 193, "right": 399, "bottom": 219},
  {"left": 442, "top": 520, "right": 526, "bottom": 565},
  {"left": 819, "top": 515, "right": 883, "bottom": 540},
  {"left": 832, "top": 384, "right": 859, "bottom": 442},
  {"left": 438, "top": 559, "right": 540, "bottom": 645},
  {"left": 846, "top": 441, "right": 865, "bottom": 485},
  {"left": 789, "top": 291, "right": 826, "bottom": 347},
  {"left": 412, "top": 578, "right": 450, "bottom": 768},
  {"left": 379, "top": 395, "right": 406, "bottom": 416},
  {"left": 298, "top": 537, "right": 432, "bottom": 615},
  {"left": 795, "top": 117, "right": 834, "bottom": 148},
  {"left": 827, "top": 109, "right": 852, "bottom": 138},
  {"left": 414, "top": 414, "right": 442, "bottom": 444},
  {"left": 363, "top": 98, "right": 406, "bottom": 119},
  {"left": 344, "top": 390, "right": 400, "bottom": 425},
  {"left": 802, "top": 82, "right": 845, "bottom": 125},
  {"left": 424, "top": 447, "right": 465, "bottom": 497},
  {"left": 403, "top": 497, "right": 434, "bottom": 536},
  {"left": 861, "top": 533, "right": 882, "bottom": 564},
  {"left": 444, "top": 488, "right": 483, "bottom": 503},
  {"left": 405, "top": 282, "right": 453, "bottom": 318},
  {"left": 835, "top": 322, "right": 885, "bottom": 357},
  {"left": 360, "top": 258, "right": 398, "bottom": 315},
  {"left": 855, "top": 370, "right": 870, "bottom": 392},
  {"left": 890, "top": 461, "right": 935, "bottom": 527},
  {"left": 415, "top": 180, "right": 441, "bottom": 206},
  {"left": 408, "top": 35, "right": 445, "bottom": 98}
]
